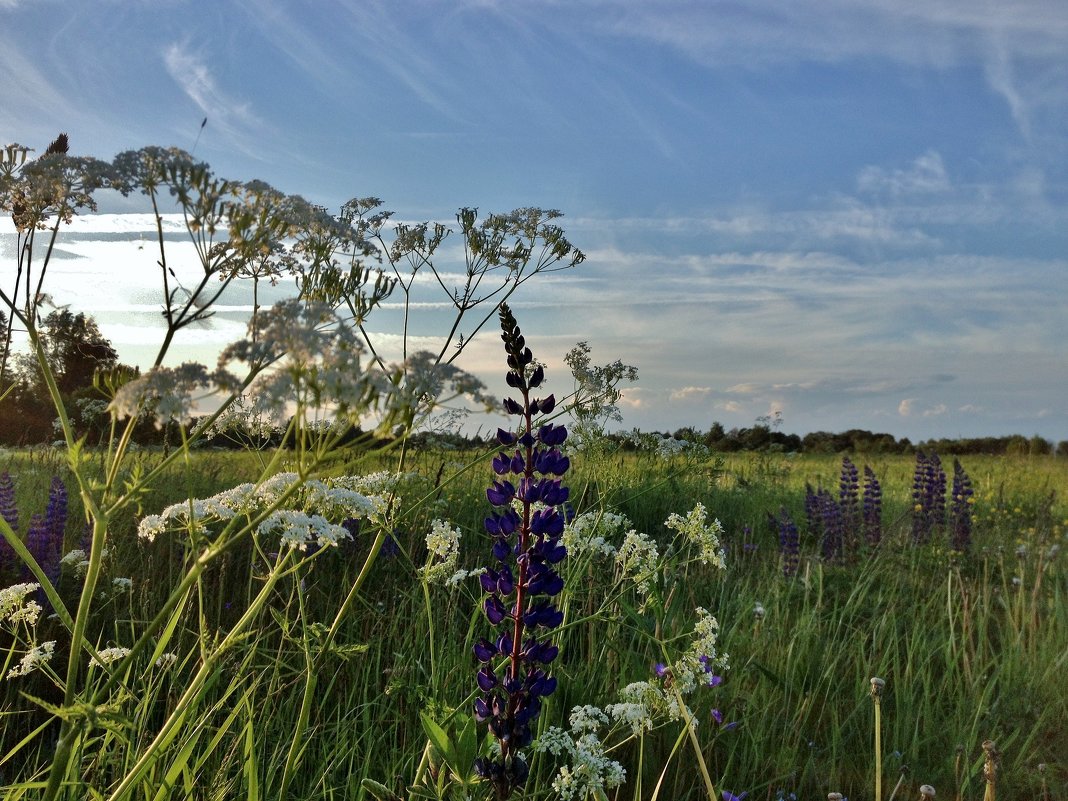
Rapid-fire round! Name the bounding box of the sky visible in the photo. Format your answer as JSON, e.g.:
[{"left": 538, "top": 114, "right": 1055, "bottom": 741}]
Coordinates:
[{"left": 1, "top": 0, "right": 1067, "bottom": 442}]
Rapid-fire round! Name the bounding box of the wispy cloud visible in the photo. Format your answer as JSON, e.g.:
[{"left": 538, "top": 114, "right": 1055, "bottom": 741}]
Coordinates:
[{"left": 162, "top": 42, "right": 264, "bottom": 156}]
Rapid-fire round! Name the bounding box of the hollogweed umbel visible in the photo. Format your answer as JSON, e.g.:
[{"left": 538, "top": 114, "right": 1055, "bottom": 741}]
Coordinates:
[{"left": 474, "top": 304, "right": 569, "bottom": 798}]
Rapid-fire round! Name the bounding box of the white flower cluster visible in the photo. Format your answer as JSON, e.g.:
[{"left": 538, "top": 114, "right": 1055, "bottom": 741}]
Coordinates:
[
  {"left": 616, "top": 530, "right": 660, "bottom": 597},
  {"left": 653, "top": 437, "right": 695, "bottom": 459},
  {"left": 219, "top": 299, "right": 387, "bottom": 419},
  {"left": 535, "top": 706, "right": 626, "bottom": 801},
  {"left": 109, "top": 362, "right": 239, "bottom": 422},
  {"left": 7, "top": 640, "right": 56, "bottom": 678},
  {"left": 563, "top": 510, "right": 631, "bottom": 558},
  {"left": 0, "top": 583, "right": 43, "bottom": 627},
  {"left": 330, "top": 471, "right": 428, "bottom": 525},
  {"left": 671, "top": 607, "right": 728, "bottom": 695},
  {"left": 607, "top": 681, "right": 663, "bottom": 734},
  {"left": 664, "top": 503, "right": 726, "bottom": 569},
  {"left": 257, "top": 510, "right": 350, "bottom": 551},
  {"left": 136, "top": 473, "right": 385, "bottom": 551},
  {"left": 419, "top": 519, "right": 463, "bottom": 585},
  {"left": 61, "top": 548, "right": 90, "bottom": 578},
  {"left": 90, "top": 646, "right": 131, "bottom": 668}
]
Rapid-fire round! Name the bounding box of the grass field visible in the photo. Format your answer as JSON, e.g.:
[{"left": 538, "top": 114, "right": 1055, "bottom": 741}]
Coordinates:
[{"left": 1, "top": 445, "right": 1065, "bottom": 801}]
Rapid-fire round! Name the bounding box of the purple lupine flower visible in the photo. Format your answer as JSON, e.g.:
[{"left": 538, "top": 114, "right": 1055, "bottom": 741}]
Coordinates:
[
  {"left": 818, "top": 488, "right": 844, "bottom": 564},
  {"left": 0, "top": 471, "right": 17, "bottom": 579},
  {"left": 862, "top": 465, "right": 882, "bottom": 548},
  {"left": 473, "top": 304, "right": 569, "bottom": 798},
  {"left": 723, "top": 791, "right": 748, "bottom": 801},
  {"left": 0, "top": 471, "right": 18, "bottom": 532},
  {"left": 26, "top": 513, "right": 60, "bottom": 584},
  {"left": 803, "top": 483, "right": 820, "bottom": 538},
  {"left": 45, "top": 476, "right": 68, "bottom": 547},
  {"left": 949, "top": 459, "right": 973, "bottom": 553},
  {"left": 911, "top": 452, "right": 947, "bottom": 545},
  {"left": 838, "top": 457, "right": 860, "bottom": 559},
  {"left": 775, "top": 507, "right": 800, "bottom": 578}
]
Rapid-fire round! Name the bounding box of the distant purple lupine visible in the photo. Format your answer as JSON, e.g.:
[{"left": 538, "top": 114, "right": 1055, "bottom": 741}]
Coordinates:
[
  {"left": 775, "top": 507, "right": 800, "bottom": 578},
  {"left": 23, "top": 477, "right": 68, "bottom": 584},
  {"left": 0, "top": 471, "right": 17, "bottom": 577},
  {"left": 862, "top": 465, "right": 882, "bottom": 548},
  {"left": 0, "top": 471, "right": 18, "bottom": 533},
  {"left": 949, "top": 459, "right": 974, "bottom": 553},
  {"left": 911, "top": 452, "right": 946, "bottom": 545},
  {"left": 838, "top": 457, "right": 860, "bottom": 560},
  {"left": 818, "top": 488, "right": 845, "bottom": 564}
]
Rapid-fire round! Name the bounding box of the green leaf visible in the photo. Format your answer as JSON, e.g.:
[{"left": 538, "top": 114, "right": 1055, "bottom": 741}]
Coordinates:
[{"left": 419, "top": 712, "right": 457, "bottom": 769}]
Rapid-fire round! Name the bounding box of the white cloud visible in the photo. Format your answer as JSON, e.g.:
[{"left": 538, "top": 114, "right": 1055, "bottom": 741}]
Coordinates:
[
  {"left": 669, "top": 385, "right": 712, "bottom": 401},
  {"left": 162, "top": 43, "right": 263, "bottom": 153},
  {"left": 922, "top": 403, "right": 948, "bottom": 417},
  {"left": 857, "top": 151, "right": 951, "bottom": 196},
  {"left": 898, "top": 398, "right": 915, "bottom": 416}
]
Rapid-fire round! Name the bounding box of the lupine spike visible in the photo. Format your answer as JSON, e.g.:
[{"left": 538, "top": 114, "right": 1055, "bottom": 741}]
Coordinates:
[{"left": 474, "top": 304, "right": 569, "bottom": 799}]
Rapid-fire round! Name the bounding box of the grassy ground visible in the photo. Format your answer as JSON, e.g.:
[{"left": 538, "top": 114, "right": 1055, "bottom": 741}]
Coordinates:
[{"left": 1, "top": 446, "right": 1065, "bottom": 800}]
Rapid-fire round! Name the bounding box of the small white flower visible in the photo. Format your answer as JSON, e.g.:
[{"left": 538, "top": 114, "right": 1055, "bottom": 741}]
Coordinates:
[
  {"left": 616, "top": 530, "right": 660, "bottom": 596},
  {"left": 0, "top": 583, "right": 43, "bottom": 627},
  {"left": 112, "top": 578, "right": 133, "bottom": 593},
  {"left": 7, "top": 641, "right": 56, "bottom": 678},
  {"left": 664, "top": 503, "right": 726, "bottom": 569},
  {"left": 155, "top": 652, "right": 179, "bottom": 668},
  {"left": 568, "top": 705, "right": 609, "bottom": 733},
  {"left": 90, "top": 646, "right": 131, "bottom": 668},
  {"left": 420, "top": 520, "right": 463, "bottom": 584}
]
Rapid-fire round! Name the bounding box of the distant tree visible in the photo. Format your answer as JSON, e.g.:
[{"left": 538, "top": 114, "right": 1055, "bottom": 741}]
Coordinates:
[
  {"left": 1056, "top": 440, "right": 1068, "bottom": 458},
  {"left": 1028, "top": 435, "right": 1052, "bottom": 456}
]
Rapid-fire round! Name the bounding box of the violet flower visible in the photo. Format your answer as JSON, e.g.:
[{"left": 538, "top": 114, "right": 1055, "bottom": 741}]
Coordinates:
[
  {"left": 949, "top": 459, "right": 973, "bottom": 553},
  {"left": 775, "top": 508, "right": 800, "bottom": 578},
  {"left": 862, "top": 465, "right": 882, "bottom": 548},
  {"left": 911, "top": 451, "right": 946, "bottom": 545},
  {"left": 473, "top": 304, "right": 569, "bottom": 798}
]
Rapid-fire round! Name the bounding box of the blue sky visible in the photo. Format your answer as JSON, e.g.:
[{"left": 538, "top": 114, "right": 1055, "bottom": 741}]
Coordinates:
[{"left": 2, "top": 0, "right": 1066, "bottom": 441}]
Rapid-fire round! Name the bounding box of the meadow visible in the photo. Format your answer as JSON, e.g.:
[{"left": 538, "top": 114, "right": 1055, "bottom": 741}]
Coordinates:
[
  {"left": 1, "top": 143, "right": 1065, "bottom": 801},
  {"left": 2, "top": 442, "right": 1064, "bottom": 801}
]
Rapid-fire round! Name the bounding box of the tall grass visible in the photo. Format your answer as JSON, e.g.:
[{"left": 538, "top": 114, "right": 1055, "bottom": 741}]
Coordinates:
[{"left": 2, "top": 448, "right": 1062, "bottom": 800}]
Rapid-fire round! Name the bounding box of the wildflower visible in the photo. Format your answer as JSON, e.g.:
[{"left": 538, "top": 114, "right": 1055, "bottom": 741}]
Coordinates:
[
  {"left": 863, "top": 465, "right": 882, "bottom": 547},
  {"left": 839, "top": 457, "right": 860, "bottom": 551},
  {"left": 534, "top": 709, "right": 626, "bottom": 801},
  {"left": 90, "top": 646, "right": 131, "bottom": 667},
  {"left": 60, "top": 548, "right": 91, "bottom": 578},
  {"left": 949, "top": 459, "right": 973, "bottom": 553},
  {"left": 473, "top": 305, "right": 569, "bottom": 797},
  {"left": 154, "top": 652, "right": 179, "bottom": 668},
  {"left": 0, "top": 471, "right": 18, "bottom": 532},
  {"left": 911, "top": 452, "right": 946, "bottom": 545},
  {"left": 563, "top": 510, "right": 629, "bottom": 558},
  {"left": 753, "top": 602, "right": 766, "bottom": 621},
  {"left": 616, "top": 530, "right": 660, "bottom": 596},
  {"left": 664, "top": 502, "right": 726, "bottom": 569},
  {"left": 774, "top": 508, "right": 800, "bottom": 578},
  {"left": 112, "top": 577, "right": 133, "bottom": 593},
  {"left": 7, "top": 640, "right": 56, "bottom": 678},
  {"left": 419, "top": 519, "right": 463, "bottom": 584},
  {"left": 0, "top": 582, "right": 43, "bottom": 626},
  {"left": 723, "top": 791, "right": 748, "bottom": 801}
]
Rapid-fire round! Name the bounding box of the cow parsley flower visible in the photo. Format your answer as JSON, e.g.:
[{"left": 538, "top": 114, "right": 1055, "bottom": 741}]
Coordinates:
[
  {"left": 563, "top": 510, "right": 630, "bottom": 558},
  {"left": 534, "top": 708, "right": 626, "bottom": 801},
  {"left": 665, "top": 503, "right": 726, "bottom": 569},
  {"left": 419, "top": 519, "right": 463, "bottom": 584},
  {"left": 7, "top": 641, "right": 56, "bottom": 678},
  {"left": 90, "top": 647, "right": 131, "bottom": 668},
  {"left": 616, "top": 530, "right": 660, "bottom": 596},
  {"left": 0, "top": 583, "right": 43, "bottom": 627}
]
